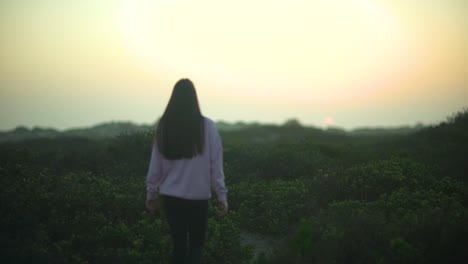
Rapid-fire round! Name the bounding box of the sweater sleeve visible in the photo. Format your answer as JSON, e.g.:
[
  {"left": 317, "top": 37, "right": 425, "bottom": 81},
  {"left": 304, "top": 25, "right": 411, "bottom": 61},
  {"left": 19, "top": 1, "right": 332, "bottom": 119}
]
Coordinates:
[
  {"left": 210, "top": 122, "right": 228, "bottom": 203},
  {"left": 146, "top": 142, "right": 163, "bottom": 201}
]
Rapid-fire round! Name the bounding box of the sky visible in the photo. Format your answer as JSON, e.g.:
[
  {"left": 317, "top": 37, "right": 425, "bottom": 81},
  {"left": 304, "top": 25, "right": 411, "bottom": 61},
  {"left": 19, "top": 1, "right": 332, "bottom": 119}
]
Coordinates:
[{"left": 0, "top": 0, "right": 467, "bottom": 130}]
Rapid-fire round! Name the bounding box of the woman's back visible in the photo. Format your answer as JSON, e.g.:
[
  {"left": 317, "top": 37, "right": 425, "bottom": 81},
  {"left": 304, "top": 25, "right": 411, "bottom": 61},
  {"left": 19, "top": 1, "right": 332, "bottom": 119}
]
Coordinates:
[{"left": 147, "top": 117, "right": 227, "bottom": 202}]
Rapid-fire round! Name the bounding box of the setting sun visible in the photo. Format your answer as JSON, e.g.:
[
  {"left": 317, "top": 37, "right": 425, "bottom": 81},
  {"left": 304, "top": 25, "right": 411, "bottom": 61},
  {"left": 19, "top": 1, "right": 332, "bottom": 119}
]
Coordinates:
[{"left": 324, "top": 117, "right": 335, "bottom": 126}]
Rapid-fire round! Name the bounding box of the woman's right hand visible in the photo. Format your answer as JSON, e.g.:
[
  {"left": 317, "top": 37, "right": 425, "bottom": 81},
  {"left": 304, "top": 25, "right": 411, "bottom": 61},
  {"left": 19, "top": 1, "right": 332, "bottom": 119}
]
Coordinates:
[
  {"left": 218, "top": 201, "right": 228, "bottom": 216},
  {"left": 146, "top": 199, "right": 160, "bottom": 213}
]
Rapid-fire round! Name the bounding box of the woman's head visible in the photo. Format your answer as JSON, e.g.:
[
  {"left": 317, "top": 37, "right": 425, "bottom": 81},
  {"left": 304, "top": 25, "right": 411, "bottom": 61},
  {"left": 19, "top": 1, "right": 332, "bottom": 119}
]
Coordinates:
[
  {"left": 164, "top": 79, "right": 201, "bottom": 118},
  {"left": 156, "top": 78, "right": 204, "bottom": 159}
]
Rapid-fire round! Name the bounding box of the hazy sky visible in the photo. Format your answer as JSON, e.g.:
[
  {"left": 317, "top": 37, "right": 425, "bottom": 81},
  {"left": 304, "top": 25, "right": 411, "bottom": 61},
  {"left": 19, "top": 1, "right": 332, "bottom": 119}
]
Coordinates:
[{"left": 1, "top": 0, "right": 467, "bottom": 130}]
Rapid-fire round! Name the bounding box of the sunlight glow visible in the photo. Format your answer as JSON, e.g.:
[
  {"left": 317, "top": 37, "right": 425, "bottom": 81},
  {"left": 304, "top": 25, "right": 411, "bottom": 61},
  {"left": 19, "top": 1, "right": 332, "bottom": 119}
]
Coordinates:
[
  {"left": 119, "top": 0, "right": 405, "bottom": 98},
  {"left": 1, "top": 0, "right": 466, "bottom": 130}
]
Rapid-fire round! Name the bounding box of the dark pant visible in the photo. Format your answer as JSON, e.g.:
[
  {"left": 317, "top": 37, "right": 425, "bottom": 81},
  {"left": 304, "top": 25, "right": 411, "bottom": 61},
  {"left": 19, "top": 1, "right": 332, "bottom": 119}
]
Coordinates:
[{"left": 162, "top": 195, "right": 209, "bottom": 264}]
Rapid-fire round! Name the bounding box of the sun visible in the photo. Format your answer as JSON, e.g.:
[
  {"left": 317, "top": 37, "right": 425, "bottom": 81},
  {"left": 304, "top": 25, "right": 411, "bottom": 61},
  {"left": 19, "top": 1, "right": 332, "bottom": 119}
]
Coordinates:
[{"left": 324, "top": 117, "right": 335, "bottom": 126}]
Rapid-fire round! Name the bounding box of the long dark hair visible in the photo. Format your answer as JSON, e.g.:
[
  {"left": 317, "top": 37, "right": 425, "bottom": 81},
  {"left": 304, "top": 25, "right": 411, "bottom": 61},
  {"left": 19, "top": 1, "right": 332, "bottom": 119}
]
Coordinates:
[{"left": 155, "top": 78, "right": 205, "bottom": 160}]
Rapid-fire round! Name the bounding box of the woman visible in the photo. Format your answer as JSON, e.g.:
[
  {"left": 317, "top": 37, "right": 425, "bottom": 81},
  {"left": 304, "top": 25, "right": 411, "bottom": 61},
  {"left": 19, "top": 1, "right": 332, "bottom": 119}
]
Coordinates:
[{"left": 145, "top": 78, "right": 228, "bottom": 264}]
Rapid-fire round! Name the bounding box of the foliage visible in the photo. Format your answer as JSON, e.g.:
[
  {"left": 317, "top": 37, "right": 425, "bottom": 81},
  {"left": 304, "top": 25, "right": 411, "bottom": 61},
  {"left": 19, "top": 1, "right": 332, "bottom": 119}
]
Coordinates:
[
  {"left": 0, "top": 163, "right": 250, "bottom": 263},
  {"left": 229, "top": 179, "right": 315, "bottom": 235},
  {"left": 1, "top": 108, "right": 467, "bottom": 263}
]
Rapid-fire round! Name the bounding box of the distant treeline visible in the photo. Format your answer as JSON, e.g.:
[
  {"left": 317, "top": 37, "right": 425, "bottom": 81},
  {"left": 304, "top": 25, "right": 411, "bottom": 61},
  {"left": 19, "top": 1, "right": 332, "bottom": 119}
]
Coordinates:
[{"left": 0, "top": 118, "right": 426, "bottom": 143}]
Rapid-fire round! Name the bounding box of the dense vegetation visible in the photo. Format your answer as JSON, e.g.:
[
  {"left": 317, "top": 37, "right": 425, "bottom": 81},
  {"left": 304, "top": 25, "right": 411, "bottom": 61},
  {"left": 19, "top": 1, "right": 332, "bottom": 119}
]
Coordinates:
[{"left": 1, "top": 109, "right": 467, "bottom": 263}]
